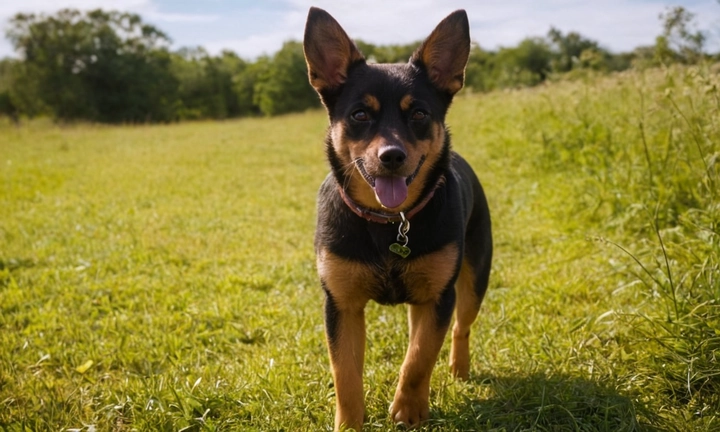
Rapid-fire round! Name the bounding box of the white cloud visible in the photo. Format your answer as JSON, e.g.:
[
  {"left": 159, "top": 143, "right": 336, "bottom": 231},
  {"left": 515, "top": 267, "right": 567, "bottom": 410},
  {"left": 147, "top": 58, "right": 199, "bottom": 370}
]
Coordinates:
[
  {"left": 1, "top": 0, "right": 718, "bottom": 59},
  {"left": 144, "top": 12, "right": 219, "bottom": 23},
  {"left": 0, "top": 39, "right": 13, "bottom": 59},
  {"left": 218, "top": 0, "right": 674, "bottom": 57},
  {"left": 0, "top": 0, "right": 149, "bottom": 18},
  {"left": 204, "top": 32, "right": 297, "bottom": 59},
  {"left": 0, "top": 0, "right": 221, "bottom": 57},
  {"left": 0, "top": 0, "right": 146, "bottom": 57},
  {"left": 463, "top": 0, "right": 667, "bottom": 51}
]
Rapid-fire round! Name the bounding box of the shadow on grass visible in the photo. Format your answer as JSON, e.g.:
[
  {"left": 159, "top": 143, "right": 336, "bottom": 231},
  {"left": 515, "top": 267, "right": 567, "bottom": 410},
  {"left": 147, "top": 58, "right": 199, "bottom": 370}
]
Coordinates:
[
  {"left": 0, "top": 257, "right": 36, "bottom": 272},
  {"left": 428, "top": 372, "right": 651, "bottom": 431},
  {"left": 0, "top": 258, "right": 36, "bottom": 289}
]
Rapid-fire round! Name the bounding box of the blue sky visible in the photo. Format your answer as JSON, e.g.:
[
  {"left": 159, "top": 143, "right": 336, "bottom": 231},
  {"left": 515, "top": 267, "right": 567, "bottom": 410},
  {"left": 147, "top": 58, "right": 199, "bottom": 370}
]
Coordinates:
[{"left": 1, "top": 0, "right": 718, "bottom": 59}]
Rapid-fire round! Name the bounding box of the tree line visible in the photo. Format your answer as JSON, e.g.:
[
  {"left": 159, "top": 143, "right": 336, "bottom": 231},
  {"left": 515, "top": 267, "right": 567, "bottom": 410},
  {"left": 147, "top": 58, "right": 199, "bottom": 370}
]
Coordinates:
[{"left": 0, "top": 6, "right": 715, "bottom": 124}]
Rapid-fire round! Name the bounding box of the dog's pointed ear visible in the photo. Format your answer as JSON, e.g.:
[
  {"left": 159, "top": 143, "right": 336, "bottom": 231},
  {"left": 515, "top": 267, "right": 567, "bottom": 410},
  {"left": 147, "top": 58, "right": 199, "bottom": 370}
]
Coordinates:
[
  {"left": 411, "top": 10, "right": 470, "bottom": 95},
  {"left": 303, "top": 7, "right": 364, "bottom": 95}
]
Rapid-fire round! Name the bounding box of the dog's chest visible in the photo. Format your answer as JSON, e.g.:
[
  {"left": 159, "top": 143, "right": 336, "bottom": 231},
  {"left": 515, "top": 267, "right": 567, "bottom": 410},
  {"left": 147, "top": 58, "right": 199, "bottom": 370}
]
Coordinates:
[
  {"left": 367, "top": 242, "right": 460, "bottom": 305},
  {"left": 370, "top": 260, "right": 411, "bottom": 305}
]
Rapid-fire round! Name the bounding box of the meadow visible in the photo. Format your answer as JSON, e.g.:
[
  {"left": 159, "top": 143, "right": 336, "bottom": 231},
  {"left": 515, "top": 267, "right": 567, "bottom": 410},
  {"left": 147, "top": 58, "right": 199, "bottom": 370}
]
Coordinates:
[{"left": 1, "top": 65, "right": 718, "bottom": 431}]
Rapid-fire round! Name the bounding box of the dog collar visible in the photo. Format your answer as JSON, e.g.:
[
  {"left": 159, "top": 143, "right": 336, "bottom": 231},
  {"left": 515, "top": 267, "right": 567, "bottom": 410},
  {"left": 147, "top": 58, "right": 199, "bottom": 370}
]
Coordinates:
[{"left": 337, "top": 175, "right": 445, "bottom": 224}]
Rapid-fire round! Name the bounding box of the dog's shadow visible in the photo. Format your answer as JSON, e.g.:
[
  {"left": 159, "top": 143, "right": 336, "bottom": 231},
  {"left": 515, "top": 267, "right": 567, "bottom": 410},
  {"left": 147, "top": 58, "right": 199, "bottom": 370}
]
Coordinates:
[{"left": 424, "top": 372, "right": 647, "bottom": 431}]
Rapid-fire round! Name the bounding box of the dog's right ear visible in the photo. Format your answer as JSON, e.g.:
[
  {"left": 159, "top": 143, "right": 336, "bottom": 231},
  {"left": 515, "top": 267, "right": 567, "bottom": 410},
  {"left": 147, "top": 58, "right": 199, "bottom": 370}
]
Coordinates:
[
  {"left": 303, "top": 7, "right": 364, "bottom": 96},
  {"left": 411, "top": 10, "right": 470, "bottom": 96}
]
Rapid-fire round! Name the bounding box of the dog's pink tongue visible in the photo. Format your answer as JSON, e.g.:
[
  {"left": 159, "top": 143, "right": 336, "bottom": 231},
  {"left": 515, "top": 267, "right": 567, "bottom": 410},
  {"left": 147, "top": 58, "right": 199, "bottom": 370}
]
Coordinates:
[{"left": 374, "top": 176, "right": 408, "bottom": 209}]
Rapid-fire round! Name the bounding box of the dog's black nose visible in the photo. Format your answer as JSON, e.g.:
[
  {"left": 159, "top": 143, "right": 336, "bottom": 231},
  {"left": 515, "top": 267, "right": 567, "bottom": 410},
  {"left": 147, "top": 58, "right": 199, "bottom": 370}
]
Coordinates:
[{"left": 379, "top": 147, "right": 407, "bottom": 170}]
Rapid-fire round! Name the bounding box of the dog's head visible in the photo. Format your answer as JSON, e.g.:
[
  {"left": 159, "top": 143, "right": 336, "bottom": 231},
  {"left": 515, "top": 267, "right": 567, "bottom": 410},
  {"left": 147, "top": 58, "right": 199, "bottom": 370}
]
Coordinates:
[{"left": 304, "top": 7, "right": 470, "bottom": 212}]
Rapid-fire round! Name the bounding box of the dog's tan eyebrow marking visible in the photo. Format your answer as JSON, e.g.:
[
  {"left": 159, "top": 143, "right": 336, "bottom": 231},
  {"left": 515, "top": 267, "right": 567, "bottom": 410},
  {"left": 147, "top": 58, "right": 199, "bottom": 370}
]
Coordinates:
[
  {"left": 400, "top": 94, "right": 414, "bottom": 111},
  {"left": 363, "top": 94, "right": 381, "bottom": 111}
]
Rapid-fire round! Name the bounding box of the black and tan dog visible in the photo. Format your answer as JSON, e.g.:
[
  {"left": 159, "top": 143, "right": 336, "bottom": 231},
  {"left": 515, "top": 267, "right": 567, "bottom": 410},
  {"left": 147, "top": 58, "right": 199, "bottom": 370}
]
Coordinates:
[{"left": 304, "top": 7, "right": 492, "bottom": 431}]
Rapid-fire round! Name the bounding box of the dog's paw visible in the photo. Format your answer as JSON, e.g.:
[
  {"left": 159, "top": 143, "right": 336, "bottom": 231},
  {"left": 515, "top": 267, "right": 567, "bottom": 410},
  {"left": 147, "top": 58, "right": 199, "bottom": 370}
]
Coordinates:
[
  {"left": 389, "top": 392, "right": 429, "bottom": 428},
  {"left": 449, "top": 357, "right": 470, "bottom": 380}
]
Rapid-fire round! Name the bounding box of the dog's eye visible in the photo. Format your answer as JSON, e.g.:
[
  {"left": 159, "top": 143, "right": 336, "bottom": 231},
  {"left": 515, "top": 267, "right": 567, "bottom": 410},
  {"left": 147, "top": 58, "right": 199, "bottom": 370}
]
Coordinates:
[
  {"left": 411, "top": 110, "right": 428, "bottom": 121},
  {"left": 351, "top": 110, "right": 370, "bottom": 122}
]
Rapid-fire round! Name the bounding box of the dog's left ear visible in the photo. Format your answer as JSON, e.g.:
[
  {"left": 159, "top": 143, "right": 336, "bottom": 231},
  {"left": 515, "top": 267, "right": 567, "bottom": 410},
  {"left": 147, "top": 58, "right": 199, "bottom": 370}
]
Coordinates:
[
  {"left": 303, "top": 7, "right": 365, "bottom": 96},
  {"left": 411, "top": 10, "right": 470, "bottom": 95}
]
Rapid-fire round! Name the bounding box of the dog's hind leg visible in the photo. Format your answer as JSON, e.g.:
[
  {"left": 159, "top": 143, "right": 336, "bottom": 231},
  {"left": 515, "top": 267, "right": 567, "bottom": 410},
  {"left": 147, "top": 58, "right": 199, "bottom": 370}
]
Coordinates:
[{"left": 449, "top": 258, "right": 483, "bottom": 380}]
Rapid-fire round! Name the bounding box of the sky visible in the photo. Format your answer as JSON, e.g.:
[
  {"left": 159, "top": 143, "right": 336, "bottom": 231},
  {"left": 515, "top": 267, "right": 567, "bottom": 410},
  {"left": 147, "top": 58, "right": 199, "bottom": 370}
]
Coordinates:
[{"left": 1, "top": 0, "right": 719, "bottom": 59}]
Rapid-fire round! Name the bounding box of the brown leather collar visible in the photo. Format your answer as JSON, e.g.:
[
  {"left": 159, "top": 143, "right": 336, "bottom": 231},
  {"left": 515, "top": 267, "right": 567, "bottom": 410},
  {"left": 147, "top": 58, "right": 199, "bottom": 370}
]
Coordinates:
[{"left": 337, "top": 176, "right": 445, "bottom": 224}]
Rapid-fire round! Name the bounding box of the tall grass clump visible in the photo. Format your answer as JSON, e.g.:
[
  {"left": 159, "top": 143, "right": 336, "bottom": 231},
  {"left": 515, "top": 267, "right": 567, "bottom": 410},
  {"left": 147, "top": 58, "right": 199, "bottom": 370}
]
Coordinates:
[{"left": 524, "top": 64, "right": 719, "bottom": 429}]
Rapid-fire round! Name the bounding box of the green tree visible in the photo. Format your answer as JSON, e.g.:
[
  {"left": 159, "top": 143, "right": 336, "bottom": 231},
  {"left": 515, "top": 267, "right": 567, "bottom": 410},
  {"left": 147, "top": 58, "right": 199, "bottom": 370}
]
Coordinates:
[
  {"left": 215, "top": 50, "right": 249, "bottom": 117},
  {"left": 1, "top": 59, "right": 47, "bottom": 118},
  {"left": 172, "top": 47, "right": 212, "bottom": 120},
  {"left": 547, "top": 28, "right": 607, "bottom": 72},
  {"left": 0, "top": 59, "right": 19, "bottom": 122},
  {"left": 494, "top": 37, "right": 553, "bottom": 87},
  {"left": 233, "top": 57, "right": 265, "bottom": 116},
  {"left": 657, "top": 6, "right": 706, "bottom": 64},
  {"left": 464, "top": 44, "right": 497, "bottom": 92},
  {"left": 172, "top": 48, "right": 245, "bottom": 120},
  {"left": 355, "top": 40, "right": 419, "bottom": 63},
  {"left": 252, "top": 41, "right": 319, "bottom": 116},
  {"left": 6, "top": 9, "right": 179, "bottom": 122}
]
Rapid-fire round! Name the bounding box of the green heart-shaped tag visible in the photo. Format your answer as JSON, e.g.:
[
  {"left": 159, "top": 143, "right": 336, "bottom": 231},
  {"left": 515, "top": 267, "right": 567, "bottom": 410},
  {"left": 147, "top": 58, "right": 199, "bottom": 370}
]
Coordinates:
[{"left": 389, "top": 243, "right": 411, "bottom": 258}]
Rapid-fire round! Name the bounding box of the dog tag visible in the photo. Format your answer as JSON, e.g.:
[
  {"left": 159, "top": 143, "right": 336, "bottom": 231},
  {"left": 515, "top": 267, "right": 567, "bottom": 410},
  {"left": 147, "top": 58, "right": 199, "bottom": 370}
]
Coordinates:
[{"left": 389, "top": 243, "right": 411, "bottom": 258}]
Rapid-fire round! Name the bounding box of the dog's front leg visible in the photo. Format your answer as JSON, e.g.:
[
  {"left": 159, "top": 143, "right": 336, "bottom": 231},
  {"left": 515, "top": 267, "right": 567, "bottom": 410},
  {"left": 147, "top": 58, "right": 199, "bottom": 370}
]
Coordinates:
[
  {"left": 390, "top": 286, "right": 454, "bottom": 427},
  {"left": 323, "top": 286, "right": 367, "bottom": 431}
]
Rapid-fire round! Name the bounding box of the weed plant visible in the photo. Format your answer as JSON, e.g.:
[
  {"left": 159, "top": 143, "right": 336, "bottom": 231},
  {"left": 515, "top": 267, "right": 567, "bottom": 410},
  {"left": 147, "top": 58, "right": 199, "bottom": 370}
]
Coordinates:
[{"left": 515, "top": 64, "right": 719, "bottom": 430}]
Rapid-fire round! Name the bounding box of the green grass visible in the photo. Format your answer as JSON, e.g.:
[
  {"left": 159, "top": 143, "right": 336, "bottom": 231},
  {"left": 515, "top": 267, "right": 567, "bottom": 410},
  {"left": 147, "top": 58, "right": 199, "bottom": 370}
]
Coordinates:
[{"left": 1, "top": 64, "right": 718, "bottom": 431}]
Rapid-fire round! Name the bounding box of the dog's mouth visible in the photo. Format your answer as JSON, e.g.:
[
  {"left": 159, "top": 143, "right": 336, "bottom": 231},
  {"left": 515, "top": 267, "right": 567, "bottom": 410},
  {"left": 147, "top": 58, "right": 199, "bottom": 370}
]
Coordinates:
[{"left": 354, "top": 156, "right": 426, "bottom": 209}]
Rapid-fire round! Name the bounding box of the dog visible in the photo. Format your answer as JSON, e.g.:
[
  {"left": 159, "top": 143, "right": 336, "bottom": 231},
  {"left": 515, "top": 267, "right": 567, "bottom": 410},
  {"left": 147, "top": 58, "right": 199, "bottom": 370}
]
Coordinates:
[{"left": 304, "top": 7, "right": 493, "bottom": 430}]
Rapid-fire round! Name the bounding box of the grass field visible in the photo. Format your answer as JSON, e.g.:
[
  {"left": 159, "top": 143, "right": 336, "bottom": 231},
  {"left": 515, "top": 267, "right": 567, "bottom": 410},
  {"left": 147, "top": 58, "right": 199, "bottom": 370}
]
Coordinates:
[{"left": 1, "top": 65, "right": 719, "bottom": 431}]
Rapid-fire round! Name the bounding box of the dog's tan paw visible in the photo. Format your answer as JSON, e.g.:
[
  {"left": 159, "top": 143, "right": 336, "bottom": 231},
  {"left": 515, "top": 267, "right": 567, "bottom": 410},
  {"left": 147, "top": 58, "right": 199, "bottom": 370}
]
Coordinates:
[
  {"left": 389, "top": 393, "right": 429, "bottom": 428},
  {"left": 449, "top": 355, "right": 470, "bottom": 380}
]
